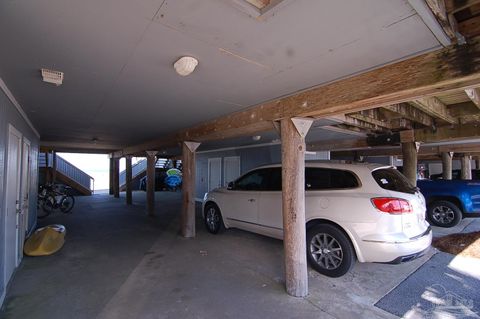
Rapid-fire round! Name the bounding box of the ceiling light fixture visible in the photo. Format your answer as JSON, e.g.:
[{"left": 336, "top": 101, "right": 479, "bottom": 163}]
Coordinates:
[
  {"left": 174, "top": 56, "right": 198, "bottom": 76},
  {"left": 41, "top": 68, "right": 64, "bottom": 86}
]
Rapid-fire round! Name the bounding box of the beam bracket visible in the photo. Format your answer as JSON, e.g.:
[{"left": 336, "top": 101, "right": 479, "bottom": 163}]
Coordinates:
[
  {"left": 184, "top": 141, "right": 201, "bottom": 153},
  {"left": 291, "top": 117, "right": 313, "bottom": 138}
]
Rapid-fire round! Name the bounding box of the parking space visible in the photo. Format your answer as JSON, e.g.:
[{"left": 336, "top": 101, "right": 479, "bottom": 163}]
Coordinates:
[{"left": 6, "top": 192, "right": 471, "bottom": 319}]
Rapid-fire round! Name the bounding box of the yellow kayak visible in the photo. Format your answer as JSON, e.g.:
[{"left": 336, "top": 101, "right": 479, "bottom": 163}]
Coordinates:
[{"left": 24, "top": 224, "right": 66, "bottom": 256}]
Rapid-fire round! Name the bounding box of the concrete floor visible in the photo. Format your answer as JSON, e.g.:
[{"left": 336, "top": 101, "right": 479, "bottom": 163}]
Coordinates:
[{"left": 0, "top": 191, "right": 464, "bottom": 319}]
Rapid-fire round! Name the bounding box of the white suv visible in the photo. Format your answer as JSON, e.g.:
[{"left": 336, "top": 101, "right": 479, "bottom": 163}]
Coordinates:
[{"left": 202, "top": 162, "right": 432, "bottom": 277}]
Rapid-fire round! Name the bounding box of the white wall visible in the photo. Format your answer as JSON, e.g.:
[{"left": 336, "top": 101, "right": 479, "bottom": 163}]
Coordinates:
[{"left": 0, "top": 82, "right": 39, "bottom": 306}]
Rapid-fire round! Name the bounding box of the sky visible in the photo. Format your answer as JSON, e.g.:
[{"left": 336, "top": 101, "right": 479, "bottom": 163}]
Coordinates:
[{"left": 58, "top": 153, "right": 141, "bottom": 192}]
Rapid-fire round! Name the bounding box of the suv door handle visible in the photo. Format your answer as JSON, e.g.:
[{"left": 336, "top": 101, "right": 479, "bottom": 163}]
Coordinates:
[{"left": 248, "top": 198, "right": 256, "bottom": 202}]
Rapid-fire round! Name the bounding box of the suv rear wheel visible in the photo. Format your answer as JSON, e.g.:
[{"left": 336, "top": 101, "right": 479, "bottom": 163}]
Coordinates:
[{"left": 306, "top": 224, "right": 355, "bottom": 277}]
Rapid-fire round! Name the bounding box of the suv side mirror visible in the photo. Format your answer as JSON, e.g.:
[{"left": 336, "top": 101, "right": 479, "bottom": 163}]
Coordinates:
[{"left": 227, "top": 181, "right": 234, "bottom": 190}]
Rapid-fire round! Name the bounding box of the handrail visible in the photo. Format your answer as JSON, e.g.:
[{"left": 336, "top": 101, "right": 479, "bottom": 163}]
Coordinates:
[
  {"left": 118, "top": 158, "right": 177, "bottom": 186},
  {"left": 39, "top": 153, "right": 94, "bottom": 191},
  {"left": 119, "top": 159, "right": 148, "bottom": 186}
]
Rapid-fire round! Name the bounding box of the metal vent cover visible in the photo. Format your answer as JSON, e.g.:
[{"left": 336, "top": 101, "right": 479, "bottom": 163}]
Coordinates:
[{"left": 41, "top": 68, "right": 64, "bottom": 86}]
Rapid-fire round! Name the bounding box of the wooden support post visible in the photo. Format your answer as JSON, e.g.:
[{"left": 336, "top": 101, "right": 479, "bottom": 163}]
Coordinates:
[
  {"left": 45, "top": 151, "right": 50, "bottom": 184},
  {"left": 281, "top": 117, "right": 313, "bottom": 298},
  {"left": 461, "top": 154, "right": 472, "bottom": 180},
  {"left": 109, "top": 157, "right": 114, "bottom": 195},
  {"left": 52, "top": 151, "right": 57, "bottom": 183},
  {"left": 146, "top": 151, "right": 157, "bottom": 216},
  {"left": 353, "top": 151, "right": 364, "bottom": 162},
  {"left": 113, "top": 158, "right": 120, "bottom": 198},
  {"left": 181, "top": 141, "right": 201, "bottom": 238},
  {"left": 125, "top": 156, "right": 133, "bottom": 205},
  {"left": 441, "top": 152, "right": 453, "bottom": 180},
  {"left": 402, "top": 142, "right": 418, "bottom": 186}
]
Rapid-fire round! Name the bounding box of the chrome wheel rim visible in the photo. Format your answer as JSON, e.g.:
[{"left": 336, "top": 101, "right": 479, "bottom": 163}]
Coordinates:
[
  {"left": 206, "top": 208, "right": 219, "bottom": 230},
  {"left": 432, "top": 206, "right": 455, "bottom": 225},
  {"left": 310, "top": 233, "right": 343, "bottom": 270}
]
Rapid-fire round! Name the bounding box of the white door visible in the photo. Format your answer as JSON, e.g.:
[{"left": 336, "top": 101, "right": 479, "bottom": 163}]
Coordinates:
[
  {"left": 223, "top": 156, "right": 240, "bottom": 186},
  {"left": 18, "top": 138, "right": 31, "bottom": 263},
  {"left": 208, "top": 158, "right": 222, "bottom": 191},
  {"left": 4, "top": 125, "right": 22, "bottom": 284}
]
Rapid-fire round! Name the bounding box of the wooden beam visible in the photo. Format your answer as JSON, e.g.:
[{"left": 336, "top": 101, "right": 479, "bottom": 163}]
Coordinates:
[
  {"left": 348, "top": 112, "right": 393, "bottom": 129},
  {"left": 52, "top": 151, "right": 57, "bottom": 183},
  {"left": 113, "top": 158, "right": 120, "bottom": 198},
  {"left": 307, "top": 138, "right": 369, "bottom": 152},
  {"left": 281, "top": 118, "right": 309, "bottom": 297},
  {"left": 447, "top": 0, "right": 480, "bottom": 13},
  {"left": 245, "top": 0, "right": 270, "bottom": 9},
  {"left": 465, "top": 88, "right": 480, "bottom": 108},
  {"left": 409, "top": 97, "right": 457, "bottom": 124},
  {"left": 349, "top": 108, "right": 414, "bottom": 130},
  {"left": 458, "top": 17, "right": 480, "bottom": 39},
  {"left": 125, "top": 156, "right": 133, "bottom": 205},
  {"left": 383, "top": 103, "right": 435, "bottom": 127},
  {"left": 414, "top": 123, "right": 480, "bottom": 142},
  {"left": 332, "top": 142, "right": 480, "bottom": 157},
  {"left": 327, "top": 114, "right": 383, "bottom": 131},
  {"left": 117, "top": 38, "right": 480, "bottom": 156},
  {"left": 425, "top": 0, "right": 457, "bottom": 40},
  {"left": 45, "top": 151, "right": 50, "bottom": 184},
  {"left": 109, "top": 157, "right": 114, "bottom": 195},
  {"left": 320, "top": 125, "right": 368, "bottom": 137}
]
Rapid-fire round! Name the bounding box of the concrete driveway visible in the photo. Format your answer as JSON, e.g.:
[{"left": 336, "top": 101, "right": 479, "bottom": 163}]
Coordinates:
[{"left": 1, "top": 192, "right": 478, "bottom": 319}]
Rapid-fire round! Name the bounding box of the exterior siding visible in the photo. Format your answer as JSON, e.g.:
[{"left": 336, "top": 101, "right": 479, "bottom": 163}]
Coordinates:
[
  {"left": 0, "top": 86, "right": 39, "bottom": 304},
  {"left": 195, "top": 144, "right": 282, "bottom": 200},
  {"left": 195, "top": 144, "right": 330, "bottom": 200}
]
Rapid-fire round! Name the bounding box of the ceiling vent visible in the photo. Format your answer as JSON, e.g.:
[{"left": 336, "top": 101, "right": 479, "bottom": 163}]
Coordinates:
[{"left": 41, "top": 68, "right": 64, "bottom": 86}]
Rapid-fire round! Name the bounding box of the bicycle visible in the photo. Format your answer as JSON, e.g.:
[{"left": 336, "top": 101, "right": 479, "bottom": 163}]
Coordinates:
[{"left": 37, "top": 184, "right": 75, "bottom": 219}]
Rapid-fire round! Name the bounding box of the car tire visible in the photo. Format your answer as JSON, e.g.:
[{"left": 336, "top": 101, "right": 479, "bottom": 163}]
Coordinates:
[
  {"left": 306, "top": 224, "right": 356, "bottom": 278},
  {"left": 204, "top": 203, "right": 225, "bottom": 234},
  {"left": 427, "top": 200, "right": 462, "bottom": 228}
]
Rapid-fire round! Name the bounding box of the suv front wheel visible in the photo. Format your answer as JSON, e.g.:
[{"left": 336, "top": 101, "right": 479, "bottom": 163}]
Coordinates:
[
  {"left": 306, "top": 224, "right": 356, "bottom": 277},
  {"left": 204, "top": 203, "right": 225, "bottom": 234}
]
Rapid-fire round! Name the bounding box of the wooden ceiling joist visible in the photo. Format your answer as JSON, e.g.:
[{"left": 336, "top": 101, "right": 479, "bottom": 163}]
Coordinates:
[
  {"left": 459, "top": 113, "right": 480, "bottom": 124},
  {"left": 114, "top": 38, "right": 480, "bottom": 158},
  {"left": 425, "top": 0, "right": 458, "bottom": 40},
  {"left": 409, "top": 97, "right": 457, "bottom": 124},
  {"left": 308, "top": 124, "right": 480, "bottom": 153},
  {"left": 383, "top": 103, "right": 435, "bottom": 127},
  {"left": 327, "top": 114, "right": 386, "bottom": 131},
  {"left": 347, "top": 111, "right": 393, "bottom": 130},
  {"left": 447, "top": 0, "right": 480, "bottom": 14}
]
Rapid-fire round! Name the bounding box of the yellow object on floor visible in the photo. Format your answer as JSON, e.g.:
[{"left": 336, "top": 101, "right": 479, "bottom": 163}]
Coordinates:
[{"left": 24, "top": 224, "right": 66, "bottom": 256}]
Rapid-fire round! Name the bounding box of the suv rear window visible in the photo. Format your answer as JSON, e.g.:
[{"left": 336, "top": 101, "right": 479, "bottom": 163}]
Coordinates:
[
  {"left": 305, "top": 168, "right": 359, "bottom": 190},
  {"left": 372, "top": 168, "right": 415, "bottom": 194}
]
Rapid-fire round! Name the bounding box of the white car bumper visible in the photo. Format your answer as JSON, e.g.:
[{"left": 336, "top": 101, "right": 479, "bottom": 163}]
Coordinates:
[{"left": 358, "top": 227, "right": 432, "bottom": 263}]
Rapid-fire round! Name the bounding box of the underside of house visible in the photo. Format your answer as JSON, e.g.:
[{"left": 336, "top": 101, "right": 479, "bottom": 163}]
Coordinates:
[{"left": 1, "top": 0, "right": 480, "bottom": 316}]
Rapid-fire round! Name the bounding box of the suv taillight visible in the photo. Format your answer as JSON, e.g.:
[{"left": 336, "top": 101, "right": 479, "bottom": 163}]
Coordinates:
[{"left": 371, "top": 197, "right": 413, "bottom": 214}]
